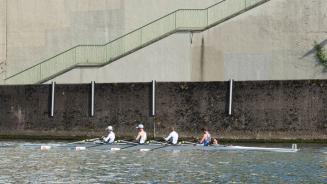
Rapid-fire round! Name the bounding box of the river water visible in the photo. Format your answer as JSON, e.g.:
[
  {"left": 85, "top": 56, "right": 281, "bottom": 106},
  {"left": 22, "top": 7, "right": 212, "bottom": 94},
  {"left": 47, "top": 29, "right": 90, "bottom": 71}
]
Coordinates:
[{"left": 0, "top": 141, "right": 326, "bottom": 183}]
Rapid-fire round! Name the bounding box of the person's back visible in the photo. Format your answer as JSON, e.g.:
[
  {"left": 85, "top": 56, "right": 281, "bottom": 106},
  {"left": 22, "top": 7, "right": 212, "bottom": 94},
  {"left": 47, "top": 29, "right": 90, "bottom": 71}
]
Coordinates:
[
  {"left": 203, "top": 131, "right": 211, "bottom": 146},
  {"left": 103, "top": 126, "right": 115, "bottom": 144},
  {"left": 136, "top": 124, "right": 147, "bottom": 144},
  {"left": 164, "top": 127, "right": 179, "bottom": 145},
  {"left": 199, "top": 128, "right": 211, "bottom": 146}
]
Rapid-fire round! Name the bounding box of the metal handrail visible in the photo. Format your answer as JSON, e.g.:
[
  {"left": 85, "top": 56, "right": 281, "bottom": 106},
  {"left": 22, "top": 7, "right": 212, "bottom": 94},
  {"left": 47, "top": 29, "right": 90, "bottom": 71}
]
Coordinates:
[{"left": 5, "top": 0, "right": 269, "bottom": 84}]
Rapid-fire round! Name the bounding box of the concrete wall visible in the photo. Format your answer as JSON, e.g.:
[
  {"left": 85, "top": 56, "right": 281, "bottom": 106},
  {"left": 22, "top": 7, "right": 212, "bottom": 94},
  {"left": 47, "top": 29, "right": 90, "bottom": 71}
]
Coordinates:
[
  {"left": 0, "top": 0, "right": 6, "bottom": 76},
  {"left": 51, "top": 0, "right": 327, "bottom": 83},
  {"left": 0, "top": 0, "right": 219, "bottom": 81},
  {"left": 52, "top": 33, "right": 194, "bottom": 83},
  {"left": 0, "top": 80, "right": 326, "bottom": 141},
  {"left": 196, "top": 0, "right": 327, "bottom": 81},
  {"left": 2, "top": 0, "right": 327, "bottom": 84}
]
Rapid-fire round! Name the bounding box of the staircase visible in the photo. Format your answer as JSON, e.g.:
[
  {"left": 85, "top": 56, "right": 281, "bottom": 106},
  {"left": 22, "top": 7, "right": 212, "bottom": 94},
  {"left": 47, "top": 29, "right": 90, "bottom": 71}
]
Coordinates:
[{"left": 5, "top": 0, "right": 270, "bottom": 84}]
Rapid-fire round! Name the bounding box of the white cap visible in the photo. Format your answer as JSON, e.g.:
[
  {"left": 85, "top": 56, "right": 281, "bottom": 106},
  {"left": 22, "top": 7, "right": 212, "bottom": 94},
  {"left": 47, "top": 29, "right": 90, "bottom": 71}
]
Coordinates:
[
  {"left": 136, "top": 124, "right": 144, "bottom": 129},
  {"left": 106, "top": 126, "right": 113, "bottom": 131}
]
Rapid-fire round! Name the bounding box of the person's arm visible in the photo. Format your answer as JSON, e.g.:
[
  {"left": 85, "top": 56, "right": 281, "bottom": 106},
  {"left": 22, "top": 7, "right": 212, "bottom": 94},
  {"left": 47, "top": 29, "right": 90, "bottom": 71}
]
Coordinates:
[
  {"left": 199, "top": 134, "right": 207, "bottom": 144},
  {"left": 103, "top": 134, "right": 110, "bottom": 142},
  {"left": 164, "top": 132, "right": 172, "bottom": 141},
  {"left": 136, "top": 132, "right": 141, "bottom": 141}
]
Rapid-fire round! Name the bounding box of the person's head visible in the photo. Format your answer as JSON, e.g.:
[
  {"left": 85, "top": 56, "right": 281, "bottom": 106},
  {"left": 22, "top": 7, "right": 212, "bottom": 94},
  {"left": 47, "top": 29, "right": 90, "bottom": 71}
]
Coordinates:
[
  {"left": 106, "top": 126, "right": 113, "bottom": 132},
  {"left": 136, "top": 124, "right": 144, "bottom": 131},
  {"left": 170, "top": 127, "right": 175, "bottom": 132},
  {"left": 202, "top": 127, "right": 208, "bottom": 133}
]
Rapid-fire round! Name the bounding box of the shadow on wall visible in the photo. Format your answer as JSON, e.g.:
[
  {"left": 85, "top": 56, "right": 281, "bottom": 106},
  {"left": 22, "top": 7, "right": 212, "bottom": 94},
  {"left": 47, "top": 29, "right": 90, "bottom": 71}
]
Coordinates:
[
  {"left": 301, "top": 39, "right": 327, "bottom": 72},
  {"left": 200, "top": 37, "right": 205, "bottom": 81},
  {"left": 301, "top": 39, "right": 327, "bottom": 58}
]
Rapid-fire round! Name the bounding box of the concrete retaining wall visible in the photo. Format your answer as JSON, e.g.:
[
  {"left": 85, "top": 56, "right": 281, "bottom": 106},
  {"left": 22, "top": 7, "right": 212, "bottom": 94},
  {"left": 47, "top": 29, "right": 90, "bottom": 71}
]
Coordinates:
[
  {"left": 2, "top": 0, "right": 327, "bottom": 84},
  {"left": 0, "top": 0, "right": 219, "bottom": 81},
  {"left": 0, "top": 80, "right": 326, "bottom": 142},
  {"left": 52, "top": 0, "right": 327, "bottom": 83}
]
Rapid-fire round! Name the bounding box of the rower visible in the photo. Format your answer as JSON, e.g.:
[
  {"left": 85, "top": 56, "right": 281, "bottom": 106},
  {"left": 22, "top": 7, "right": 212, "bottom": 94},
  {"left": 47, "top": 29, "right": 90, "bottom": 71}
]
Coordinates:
[
  {"left": 199, "top": 127, "right": 211, "bottom": 146},
  {"left": 164, "top": 127, "right": 179, "bottom": 145},
  {"left": 136, "top": 124, "right": 147, "bottom": 144},
  {"left": 102, "top": 125, "right": 115, "bottom": 144}
]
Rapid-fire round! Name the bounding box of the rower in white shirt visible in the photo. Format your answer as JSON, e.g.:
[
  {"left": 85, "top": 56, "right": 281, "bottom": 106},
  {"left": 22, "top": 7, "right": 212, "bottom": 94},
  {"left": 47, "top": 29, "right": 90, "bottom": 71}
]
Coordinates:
[
  {"left": 164, "top": 127, "right": 179, "bottom": 145},
  {"left": 102, "top": 125, "right": 115, "bottom": 144},
  {"left": 136, "top": 124, "right": 147, "bottom": 144}
]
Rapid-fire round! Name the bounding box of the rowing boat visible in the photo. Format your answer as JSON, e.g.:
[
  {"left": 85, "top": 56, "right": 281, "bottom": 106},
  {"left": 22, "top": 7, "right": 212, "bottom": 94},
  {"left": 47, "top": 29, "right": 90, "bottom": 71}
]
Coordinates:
[{"left": 9, "top": 142, "right": 299, "bottom": 152}]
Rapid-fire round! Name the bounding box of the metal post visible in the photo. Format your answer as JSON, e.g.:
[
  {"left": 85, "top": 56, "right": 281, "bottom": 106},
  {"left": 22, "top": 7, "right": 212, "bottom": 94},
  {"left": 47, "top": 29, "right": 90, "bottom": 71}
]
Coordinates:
[
  {"left": 228, "top": 79, "right": 233, "bottom": 116},
  {"left": 152, "top": 80, "right": 156, "bottom": 138},
  {"left": 50, "top": 81, "right": 55, "bottom": 117},
  {"left": 91, "top": 81, "right": 95, "bottom": 117},
  {"left": 152, "top": 80, "right": 156, "bottom": 117}
]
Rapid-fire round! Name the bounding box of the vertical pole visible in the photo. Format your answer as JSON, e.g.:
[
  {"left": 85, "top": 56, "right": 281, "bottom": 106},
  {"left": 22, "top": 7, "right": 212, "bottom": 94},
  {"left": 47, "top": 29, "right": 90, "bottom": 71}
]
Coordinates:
[
  {"left": 91, "top": 81, "right": 95, "bottom": 117},
  {"left": 228, "top": 79, "right": 233, "bottom": 116},
  {"left": 50, "top": 81, "right": 55, "bottom": 117},
  {"left": 152, "top": 80, "right": 156, "bottom": 138}
]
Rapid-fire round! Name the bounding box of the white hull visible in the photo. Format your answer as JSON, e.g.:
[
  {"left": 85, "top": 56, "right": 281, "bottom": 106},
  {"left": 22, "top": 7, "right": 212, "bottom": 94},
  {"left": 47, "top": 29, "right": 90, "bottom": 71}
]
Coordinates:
[{"left": 8, "top": 142, "right": 300, "bottom": 152}]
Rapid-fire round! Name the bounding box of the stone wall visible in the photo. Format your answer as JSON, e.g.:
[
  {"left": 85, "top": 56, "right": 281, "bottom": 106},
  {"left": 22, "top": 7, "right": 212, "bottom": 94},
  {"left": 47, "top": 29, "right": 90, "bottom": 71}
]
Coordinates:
[{"left": 0, "top": 80, "right": 326, "bottom": 142}]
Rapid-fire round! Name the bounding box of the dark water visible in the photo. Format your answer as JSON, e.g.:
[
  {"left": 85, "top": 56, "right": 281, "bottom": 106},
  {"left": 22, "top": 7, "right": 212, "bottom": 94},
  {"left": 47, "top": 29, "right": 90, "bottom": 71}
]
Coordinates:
[{"left": 0, "top": 142, "right": 326, "bottom": 183}]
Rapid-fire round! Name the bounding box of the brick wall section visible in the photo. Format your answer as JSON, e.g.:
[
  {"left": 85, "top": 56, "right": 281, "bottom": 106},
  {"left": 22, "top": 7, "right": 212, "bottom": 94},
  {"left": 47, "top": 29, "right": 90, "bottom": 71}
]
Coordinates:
[{"left": 0, "top": 80, "right": 326, "bottom": 141}]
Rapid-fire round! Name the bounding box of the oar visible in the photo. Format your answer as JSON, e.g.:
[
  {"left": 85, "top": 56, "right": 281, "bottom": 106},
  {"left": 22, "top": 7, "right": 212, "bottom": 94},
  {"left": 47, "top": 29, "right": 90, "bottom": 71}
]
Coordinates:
[
  {"left": 120, "top": 143, "right": 139, "bottom": 150},
  {"left": 78, "top": 140, "right": 134, "bottom": 150},
  {"left": 148, "top": 144, "right": 170, "bottom": 151},
  {"left": 181, "top": 141, "right": 197, "bottom": 145},
  {"left": 85, "top": 138, "right": 100, "bottom": 142},
  {"left": 118, "top": 140, "right": 137, "bottom": 144},
  {"left": 67, "top": 140, "right": 85, "bottom": 144},
  {"left": 150, "top": 140, "right": 166, "bottom": 145},
  {"left": 76, "top": 138, "right": 108, "bottom": 149},
  {"left": 116, "top": 140, "right": 140, "bottom": 150},
  {"left": 145, "top": 139, "right": 178, "bottom": 151},
  {"left": 120, "top": 140, "right": 166, "bottom": 151},
  {"left": 147, "top": 140, "right": 195, "bottom": 151},
  {"left": 68, "top": 138, "right": 100, "bottom": 144},
  {"left": 85, "top": 141, "right": 109, "bottom": 149},
  {"left": 0, "top": 144, "right": 15, "bottom": 148}
]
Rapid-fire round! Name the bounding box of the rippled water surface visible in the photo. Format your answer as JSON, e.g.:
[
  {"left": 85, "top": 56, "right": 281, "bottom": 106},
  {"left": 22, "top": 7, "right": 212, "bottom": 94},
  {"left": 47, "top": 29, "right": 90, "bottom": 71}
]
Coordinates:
[{"left": 0, "top": 141, "right": 326, "bottom": 183}]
